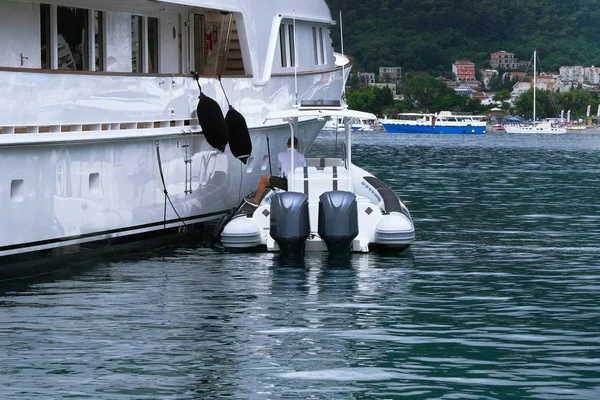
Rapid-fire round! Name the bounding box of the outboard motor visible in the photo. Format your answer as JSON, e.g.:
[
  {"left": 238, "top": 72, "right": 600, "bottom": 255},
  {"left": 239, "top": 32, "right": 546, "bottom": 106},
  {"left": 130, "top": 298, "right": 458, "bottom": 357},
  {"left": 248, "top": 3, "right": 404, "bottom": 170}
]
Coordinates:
[
  {"left": 318, "top": 191, "right": 358, "bottom": 254},
  {"left": 270, "top": 192, "right": 310, "bottom": 254}
]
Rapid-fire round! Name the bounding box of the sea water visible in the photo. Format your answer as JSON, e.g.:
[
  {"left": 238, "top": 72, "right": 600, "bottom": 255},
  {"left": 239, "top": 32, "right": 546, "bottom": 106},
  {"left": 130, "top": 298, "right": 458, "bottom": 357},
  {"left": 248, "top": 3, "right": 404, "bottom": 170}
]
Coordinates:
[{"left": 1, "top": 131, "right": 600, "bottom": 399}]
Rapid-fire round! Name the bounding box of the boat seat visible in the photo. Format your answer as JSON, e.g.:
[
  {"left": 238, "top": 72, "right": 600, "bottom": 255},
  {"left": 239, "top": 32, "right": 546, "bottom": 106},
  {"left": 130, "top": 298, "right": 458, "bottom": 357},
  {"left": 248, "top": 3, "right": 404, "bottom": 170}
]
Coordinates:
[
  {"left": 305, "top": 157, "right": 345, "bottom": 168},
  {"left": 290, "top": 166, "right": 350, "bottom": 204}
]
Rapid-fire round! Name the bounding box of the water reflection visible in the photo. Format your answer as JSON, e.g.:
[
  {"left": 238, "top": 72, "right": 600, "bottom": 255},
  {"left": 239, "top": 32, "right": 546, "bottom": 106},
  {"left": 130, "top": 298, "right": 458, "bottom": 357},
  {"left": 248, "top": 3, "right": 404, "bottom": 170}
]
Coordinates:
[{"left": 2, "top": 132, "right": 600, "bottom": 399}]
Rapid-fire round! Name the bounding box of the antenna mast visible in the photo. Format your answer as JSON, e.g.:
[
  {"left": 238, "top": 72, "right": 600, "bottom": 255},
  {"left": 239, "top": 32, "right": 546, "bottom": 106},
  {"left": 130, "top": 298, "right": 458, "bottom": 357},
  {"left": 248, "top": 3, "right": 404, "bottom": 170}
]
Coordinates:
[
  {"left": 533, "top": 50, "right": 537, "bottom": 127},
  {"left": 340, "top": 10, "right": 345, "bottom": 99},
  {"left": 293, "top": 10, "right": 298, "bottom": 107}
]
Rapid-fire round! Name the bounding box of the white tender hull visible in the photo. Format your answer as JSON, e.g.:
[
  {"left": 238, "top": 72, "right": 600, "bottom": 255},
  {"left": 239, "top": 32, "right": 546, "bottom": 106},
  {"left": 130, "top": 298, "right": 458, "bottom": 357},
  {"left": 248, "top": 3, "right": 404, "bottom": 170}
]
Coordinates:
[{"left": 219, "top": 162, "right": 415, "bottom": 253}]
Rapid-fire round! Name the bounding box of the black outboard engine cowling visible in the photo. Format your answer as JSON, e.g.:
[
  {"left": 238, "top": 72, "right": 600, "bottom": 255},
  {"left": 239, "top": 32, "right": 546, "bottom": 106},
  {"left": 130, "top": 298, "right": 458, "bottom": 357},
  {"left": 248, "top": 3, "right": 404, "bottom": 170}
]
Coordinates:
[
  {"left": 270, "top": 192, "right": 310, "bottom": 254},
  {"left": 318, "top": 191, "right": 358, "bottom": 254}
]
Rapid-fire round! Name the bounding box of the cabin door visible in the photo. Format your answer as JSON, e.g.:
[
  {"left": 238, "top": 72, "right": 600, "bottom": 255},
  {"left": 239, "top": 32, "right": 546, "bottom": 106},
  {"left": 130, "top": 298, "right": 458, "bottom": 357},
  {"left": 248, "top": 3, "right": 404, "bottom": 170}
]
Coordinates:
[
  {"left": 193, "top": 14, "right": 206, "bottom": 74},
  {"left": 0, "top": 1, "right": 41, "bottom": 68}
]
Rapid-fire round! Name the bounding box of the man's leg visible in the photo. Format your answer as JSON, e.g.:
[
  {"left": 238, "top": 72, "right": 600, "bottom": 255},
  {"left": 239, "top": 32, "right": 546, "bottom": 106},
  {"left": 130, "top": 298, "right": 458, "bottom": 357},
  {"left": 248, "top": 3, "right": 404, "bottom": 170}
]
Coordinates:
[{"left": 252, "top": 175, "right": 271, "bottom": 204}]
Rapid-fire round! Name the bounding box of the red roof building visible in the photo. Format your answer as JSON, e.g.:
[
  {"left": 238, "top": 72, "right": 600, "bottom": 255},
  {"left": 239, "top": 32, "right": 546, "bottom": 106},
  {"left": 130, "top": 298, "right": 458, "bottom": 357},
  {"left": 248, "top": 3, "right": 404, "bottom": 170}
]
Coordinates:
[{"left": 452, "top": 60, "right": 476, "bottom": 82}]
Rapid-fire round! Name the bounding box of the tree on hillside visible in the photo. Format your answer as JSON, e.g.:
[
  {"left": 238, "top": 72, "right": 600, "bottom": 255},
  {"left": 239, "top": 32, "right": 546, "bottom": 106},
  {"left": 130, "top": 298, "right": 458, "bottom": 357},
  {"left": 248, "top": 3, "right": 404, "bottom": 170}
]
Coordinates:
[
  {"left": 489, "top": 76, "right": 516, "bottom": 92},
  {"left": 345, "top": 85, "right": 395, "bottom": 116},
  {"left": 346, "top": 89, "right": 375, "bottom": 114},
  {"left": 514, "top": 87, "right": 597, "bottom": 119},
  {"left": 324, "top": 0, "right": 600, "bottom": 75},
  {"left": 372, "top": 86, "right": 394, "bottom": 115},
  {"left": 402, "top": 74, "right": 462, "bottom": 112},
  {"left": 493, "top": 90, "right": 511, "bottom": 103},
  {"left": 514, "top": 89, "right": 560, "bottom": 119},
  {"left": 558, "top": 89, "right": 595, "bottom": 118}
]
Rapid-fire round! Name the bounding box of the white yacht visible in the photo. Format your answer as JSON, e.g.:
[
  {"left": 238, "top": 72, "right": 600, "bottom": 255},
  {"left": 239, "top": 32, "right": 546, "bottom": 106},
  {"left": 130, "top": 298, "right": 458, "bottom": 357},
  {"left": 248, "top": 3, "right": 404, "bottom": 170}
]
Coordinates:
[{"left": 0, "top": 0, "right": 348, "bottom": 278}]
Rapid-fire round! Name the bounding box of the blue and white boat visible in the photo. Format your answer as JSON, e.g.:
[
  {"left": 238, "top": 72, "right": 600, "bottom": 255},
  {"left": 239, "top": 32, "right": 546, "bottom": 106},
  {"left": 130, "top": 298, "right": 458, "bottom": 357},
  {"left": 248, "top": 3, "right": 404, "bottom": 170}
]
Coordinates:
[{"left": 382, "top": 111, "right": 487, "bottom": 134}]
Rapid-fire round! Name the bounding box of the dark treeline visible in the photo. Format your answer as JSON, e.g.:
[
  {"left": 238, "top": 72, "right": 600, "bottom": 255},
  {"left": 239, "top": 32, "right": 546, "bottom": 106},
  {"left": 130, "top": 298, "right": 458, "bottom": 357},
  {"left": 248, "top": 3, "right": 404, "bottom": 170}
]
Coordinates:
[{"left": 325, "top": 0, "right": 600, "bottom": 75}]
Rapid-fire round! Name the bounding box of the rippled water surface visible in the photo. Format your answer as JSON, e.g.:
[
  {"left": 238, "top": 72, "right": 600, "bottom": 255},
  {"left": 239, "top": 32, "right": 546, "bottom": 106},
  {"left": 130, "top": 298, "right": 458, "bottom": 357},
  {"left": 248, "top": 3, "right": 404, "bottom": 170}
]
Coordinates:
[{"left": 2, "top": 132, "right": 600, "bottom": 399}]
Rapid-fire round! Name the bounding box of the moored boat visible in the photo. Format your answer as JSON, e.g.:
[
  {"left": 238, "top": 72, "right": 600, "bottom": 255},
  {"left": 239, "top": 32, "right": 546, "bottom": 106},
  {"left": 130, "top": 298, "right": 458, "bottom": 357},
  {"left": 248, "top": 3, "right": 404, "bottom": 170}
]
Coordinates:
[
  {"left": 323, "top": 117, "right": 377, "bottom": 132},
  {"left": 504, "top": 51, "right": 567, "bottom": 135},
  {"left": 213, "top": 104, "right": 415, "bottom": 254},
  {"left": 382, "top": 111, "right": 486, "bottom": 134},
  {"left": 0, "top": 0, "right": 347, "bottom": 278}
]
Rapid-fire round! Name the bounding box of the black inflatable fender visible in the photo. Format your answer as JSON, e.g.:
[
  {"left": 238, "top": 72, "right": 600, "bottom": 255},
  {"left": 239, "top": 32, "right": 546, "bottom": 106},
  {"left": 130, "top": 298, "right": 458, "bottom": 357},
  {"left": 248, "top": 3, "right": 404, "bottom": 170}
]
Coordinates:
[
  {"left": 196, "top": 93, "right": 229, "bottom": 153},
  {"left": 226, "top": 106, "right": 252, "bottom": 164}
]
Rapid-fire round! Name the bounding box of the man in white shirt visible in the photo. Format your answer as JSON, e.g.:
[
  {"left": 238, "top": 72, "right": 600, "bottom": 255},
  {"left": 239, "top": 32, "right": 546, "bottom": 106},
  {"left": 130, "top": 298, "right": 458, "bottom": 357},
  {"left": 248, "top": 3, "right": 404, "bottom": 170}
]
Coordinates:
[{"left": 246, "top": 136, "right": 306, "bottom": 205}]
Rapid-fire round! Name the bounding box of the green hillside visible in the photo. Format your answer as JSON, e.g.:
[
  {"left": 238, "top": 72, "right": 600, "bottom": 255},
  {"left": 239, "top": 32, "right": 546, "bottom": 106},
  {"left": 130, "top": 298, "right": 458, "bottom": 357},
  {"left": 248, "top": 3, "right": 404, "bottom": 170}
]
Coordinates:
[{"left": 325, "top": 0, "right": 600, "bottom": 75}]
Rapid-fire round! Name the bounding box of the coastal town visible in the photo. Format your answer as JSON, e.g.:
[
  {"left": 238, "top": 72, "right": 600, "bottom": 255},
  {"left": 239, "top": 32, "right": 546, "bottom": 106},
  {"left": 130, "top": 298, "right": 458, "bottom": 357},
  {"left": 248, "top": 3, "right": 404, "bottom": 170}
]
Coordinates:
[{"left": 354, "top": 51, "right": 600, "bottom": 118}]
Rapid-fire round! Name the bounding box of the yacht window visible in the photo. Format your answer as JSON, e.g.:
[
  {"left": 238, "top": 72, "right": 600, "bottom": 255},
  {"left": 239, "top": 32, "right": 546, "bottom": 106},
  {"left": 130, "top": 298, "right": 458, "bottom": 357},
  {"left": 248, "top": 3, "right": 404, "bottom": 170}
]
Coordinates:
[
  {"left": 132, "top": 16, "right": 160, "bottom": 73},
  {"left": 40, "top": 4, "right": 51, "bottom": 69},
  {"left": 319, "top": 27, "right": 325, "bottom": 64},
  {"left": 312, "top": 27, "right": 318, "bottom": 65},
  {"left": 57, "top": 6, "right": 89, "bottom": 71},
  {"left": 279, "top": 23, "right": 296, "bottom": 68},
  {"left": 279, "top": 24, "right": 287, "bottom": 67},
  {"left": 312, "top": 26, "right": 327, "bottom": 65},
  {"left": 94, "top": 11, "right": 105, "bottom": 71},
  {"left": 288, "top": 24, "right": 295, "bottom": 67},
  {"left": 131, "top": 15, "right": 143, "bottom": 73},
  {"left": 147, "top": 17, "right": 159, "bottom": 73}
]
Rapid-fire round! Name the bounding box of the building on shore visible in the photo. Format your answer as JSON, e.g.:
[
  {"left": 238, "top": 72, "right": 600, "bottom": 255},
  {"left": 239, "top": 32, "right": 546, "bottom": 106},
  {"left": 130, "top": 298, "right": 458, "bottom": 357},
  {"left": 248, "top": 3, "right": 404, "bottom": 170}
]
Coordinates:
[
  {"left": 480, "top": 69, "right": 499, "bottom": 89},
  {"left": 378, "top": 67, "right": 402, "bottom": 83},
  {"left": 356, "top": 72, "right": 376, "bottom": 84},
  {"left": 452, "top": 60, "right": 476, "bottom": 82},
  {"left": 368, "top": 82, "right": 398, "bottom": 99},
  {"left": 490, "top": 51, "right": 528, "bottom": 70}
]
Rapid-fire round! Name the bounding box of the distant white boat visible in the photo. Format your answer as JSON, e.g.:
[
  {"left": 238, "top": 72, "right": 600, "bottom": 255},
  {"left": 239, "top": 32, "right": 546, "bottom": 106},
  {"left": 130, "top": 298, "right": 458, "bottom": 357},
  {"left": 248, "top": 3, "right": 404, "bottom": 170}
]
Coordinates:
[
  {"left": 323, "top": 117, "right": 376, "bottom": 132},
  {"left": 504, "top": 121, "right": 567, "bottom": 134},
  {"left": 505, "top": 51, "right": 566, "bottom": 134}
]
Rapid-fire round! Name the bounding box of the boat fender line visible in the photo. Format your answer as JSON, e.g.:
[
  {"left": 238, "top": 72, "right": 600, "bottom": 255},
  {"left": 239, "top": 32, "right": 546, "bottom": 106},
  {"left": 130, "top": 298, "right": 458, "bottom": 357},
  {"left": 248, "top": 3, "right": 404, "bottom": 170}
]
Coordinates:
[
  {"left": 192, "top": 72, "right": 229, "bottom": 152},
  {"left": 155, "top": 140, "right": 187, "bottom": 230},
  {"left": 363, "top": 176, "right": 402, "bottom": 214}
]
